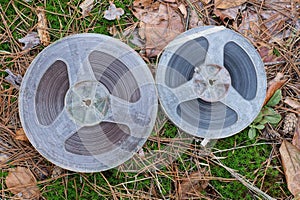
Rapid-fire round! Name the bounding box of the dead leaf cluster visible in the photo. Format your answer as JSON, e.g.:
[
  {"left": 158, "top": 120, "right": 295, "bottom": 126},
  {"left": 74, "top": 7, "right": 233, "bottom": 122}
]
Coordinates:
[
  {"left": 212, "top": 0, "right": 299, "bottom": 63},
  {"left": 5, "top": 167, "right": 40, "bottom": 199},
  {"left": 132, "top": 0, "right": 185, "bottom": 57},
  {"left": 178, "top": 170, "right": 209, "bottom": 198}
]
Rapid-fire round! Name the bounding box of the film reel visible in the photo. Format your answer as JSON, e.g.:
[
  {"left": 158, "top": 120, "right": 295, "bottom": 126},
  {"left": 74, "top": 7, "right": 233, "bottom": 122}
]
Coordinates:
[
  {"left": 19, "top": 34, "right": 158, "bottom": 172},
  {"left": 156, "top": 26, "right": 267, "bottom": 139}
]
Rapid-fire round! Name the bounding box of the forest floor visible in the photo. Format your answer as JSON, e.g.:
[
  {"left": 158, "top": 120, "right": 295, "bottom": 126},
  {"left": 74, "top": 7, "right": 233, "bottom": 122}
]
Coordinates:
[{"left": 0, "top": 0, "right": 299, "bottom": 199}]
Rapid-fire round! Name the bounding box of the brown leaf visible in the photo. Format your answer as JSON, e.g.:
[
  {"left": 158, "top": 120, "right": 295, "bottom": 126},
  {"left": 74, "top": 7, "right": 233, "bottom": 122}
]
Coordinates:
[
  {"left": 189, "top": 9, "right": 204, "bottom": 29},
  {"left": 162, "top": 0, "right": 176, "bottom": 2},
  {"left": 284, "top": 97, "right": 300, "bottom": 110},
  {"left": 18, "top": 32, "right": 40, "bottom": 50},
  {"left": 260, "top": 10, "right": 289, "bottom": 42},
  {"left": 292, "top": 117, "right": 300, "bottom": 150},
  {"left": 104, "top": 2, "right": 124, "bottom": 20},
  {"left": 51, "top": 166, "right": 64, "bottom": 178},
  {"left": 178, "top": 171, "right": 209, "bottom": 198},
  {"left": 5, "top": 167, "right": 40, "bottom": 199},
  {"left": 263, "top": 73, "right": 287, "bottom": 106},
  {"left": 36, "top": 7, "right": 50, "bottom": 46},
  {"left": 15, "top": 128, "right": 29, "bottom": 142},
  {"left": 258, "top": 46, "right": 284, "bottom": 63},
  {"left": 178, "top": 4, "right": 187, "bottom": 18},
  {"left": 133, "top": 0, "right": 165, "bottom": 25},
  {"left": 201, "top": 0, "right": 212, "bottom": 4},
  {"left": 214, "top": 7, "right": 239, "bottom": 21},
  {"left": 280, "top": 140, "right": 300, "bottom": 196},
  {"left": 136, "top": 3, "right": 184, "bottom": 57},
  {"left": 215, "top": 0, "right": 246, "bottom": 9},
  {"left": 79, "top": 0, "right": 94, "bottom": 17},
  {"left": 237, "top": 10, "right": 260, "bottom": 43}
]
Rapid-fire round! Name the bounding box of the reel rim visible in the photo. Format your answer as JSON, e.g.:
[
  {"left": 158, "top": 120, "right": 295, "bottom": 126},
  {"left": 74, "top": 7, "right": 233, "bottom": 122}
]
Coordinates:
[
  {"left": 156, "top": 26, "right": 267, "bottom": 139},
  {"left": 19, "top": 33, "right": 158, "bottom": 172}
]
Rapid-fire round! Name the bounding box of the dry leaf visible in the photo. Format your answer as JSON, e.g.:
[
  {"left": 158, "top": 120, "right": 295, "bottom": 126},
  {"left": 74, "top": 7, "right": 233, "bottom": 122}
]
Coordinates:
[
  {"left": 0, "top": 147, "right": 8, "bottom": 162},
  {"left": 214, "top": 3, "right": 246, "bottom": 21},
  {"left": 162, "top": 0, "right": 176, "bottom": 2},
  {"left": 292, "top": 117, "right": 300, "bottom": 150},
  {"left": 215, "top": 0, "right": 246, "bottom": 9},
  {"left": 51, "top": 166, "right": 63, "bottom": 178},
  {"left": 201, "top": 0, "right": 211, "bottom": 4},
  {"left": 214, "top": 7, "right": 239, "bottom": 21},
  {"left": 135, "top": 3, "right": 184, "bottom": 57},
  {"left": 237, "top": 10, "right": 260, "bottom": 43},
  {"left": 178, "top": 4, "right": 187, "bottom": 18},
  {"left": 284, "top": 97, "right": 300, "bottom": 110},
  {"left": 133, "top": 1, "right": 165, "bottom": 25},
  {"left": 79, "top": 0, "right": 94, "bottom": 17},
  {"left": 15, "top": 128, "right": 29, "bottom": 142},
  {"left": 4, "top": 69, "right": 22, "bottom": 89},
  {"left": 260, "top": 10, "right": 289, "bottom": 42},
  {"left": 18, "top": 32, "right": 40, "bottom": 50},
  {"left": 189, "top": 9, "right": 204, "bottom": 29},
  {"left": 280, "top": 140, "right": 300, "bottom": 196},
  {"left": 104, "top": 2, "right": 124, "bottom": 20},
  {"left": 6, "top": 167, "right": 40, "bottom": 199},
  {"left": 258, "top": 46, "right": 284, "bottom": 63},
  {"left": 263, "top": 73, "right": 287, "bottom": 106},
  {"left": 178, "top": 171, "right": 209, "bottom": 198},
  {"left": 36, "top": 7, "right": 50, "bottom": 46}
]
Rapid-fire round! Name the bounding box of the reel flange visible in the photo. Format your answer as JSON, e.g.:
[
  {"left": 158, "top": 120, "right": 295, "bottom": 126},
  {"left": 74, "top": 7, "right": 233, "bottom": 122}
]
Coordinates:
[
  {"left": 19, "top": 34, "right": 158, "bottom": 172},
  {"left": 156, "top": 26, "right": 266, "bottom": 139}
]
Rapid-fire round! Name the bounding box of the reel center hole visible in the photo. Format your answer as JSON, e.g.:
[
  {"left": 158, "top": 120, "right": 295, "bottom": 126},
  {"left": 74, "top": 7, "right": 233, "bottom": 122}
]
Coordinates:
[
  {"left": 209, "top": 79, "right": 215, "bottom": 86},
  {"left": 193, "top": 64, "right": 231, "bottom": 102},
  {"left": 65, "top": 81, "right": 111, "bottom": 126},
  {"left": 83, "top": 99, "right": 92, "bottom": 107}
]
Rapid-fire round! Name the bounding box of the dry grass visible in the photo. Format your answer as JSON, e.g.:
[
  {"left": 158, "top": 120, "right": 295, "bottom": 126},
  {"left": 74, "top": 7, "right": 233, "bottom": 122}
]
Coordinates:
[{"left": 0, "top": 0, "right": 299, "bottom": 199}]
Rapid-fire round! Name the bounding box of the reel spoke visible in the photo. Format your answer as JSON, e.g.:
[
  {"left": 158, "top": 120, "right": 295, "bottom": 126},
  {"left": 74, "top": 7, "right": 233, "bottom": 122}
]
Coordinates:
[
  {"left": 64, "top": 42, "right": 98, "bottom": 86},
  {"left": 220, "top": 86, "right": 253, "bottom": 120},
  {"left": 203, "top": 34, "right": 227, "bottom": 67},
  {"left": 171, "top": 80, "right": 200, "bottom": 104},
  {"left": 44, "top": 108, "right": 78, "bottom": 142},
  {"left": 104, "top": 94, "right": 153, "bottom": 138}
]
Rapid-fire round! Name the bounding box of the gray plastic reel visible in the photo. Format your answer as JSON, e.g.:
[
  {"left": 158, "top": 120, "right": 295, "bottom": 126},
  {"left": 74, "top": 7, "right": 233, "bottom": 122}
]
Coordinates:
[
  {"left": 156, "top": 26, "right": 266, "bottom": 139},
  {"left": 19, "top": 34, "right": 158, "bottom": 172}
]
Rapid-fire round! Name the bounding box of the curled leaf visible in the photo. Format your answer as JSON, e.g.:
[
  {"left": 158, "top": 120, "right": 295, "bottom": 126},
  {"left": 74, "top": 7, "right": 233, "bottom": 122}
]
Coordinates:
[
  {"left": 18, "top": 32, "right": 40, "bottom": 50},
  {"left": 79, "top": 0, "right": 94, "bottom": 17},
  {"left": 5, "top": 167, "right": 40, "bottom": 199},
  {"left": 264, "top": 73, "right": 287, "bottom": 106},
  {"left": 215, "top": 0, "right": 247, "bottom": 9},
  {"left": 178, "top": 4, "right": 187, "bottom": 18},
  {"left": 36, "top": 7, "right": 50, "bottom": 46},
  {"left": 104, "top": 2, "right": 124, "bottom": 20},
  {"left": 4, "top": 69, "right": 22, "bottom": 89},
  {"left": 292, "top": 116, "right": 300, "bottom": 150},
  {"left": 284, "top": 97, "right": 300, "bottom": 110},
  {"left": 15, "top": 128, "right": 29, "bottom": 142},
  {"left": 280, "top": 140, "right": 300, "bottom": 196}
]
